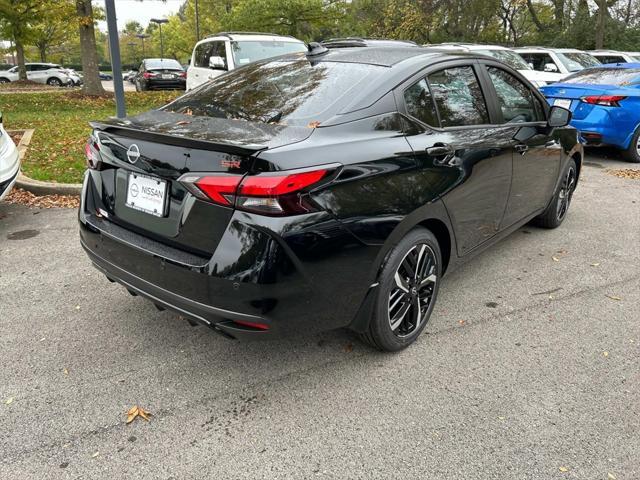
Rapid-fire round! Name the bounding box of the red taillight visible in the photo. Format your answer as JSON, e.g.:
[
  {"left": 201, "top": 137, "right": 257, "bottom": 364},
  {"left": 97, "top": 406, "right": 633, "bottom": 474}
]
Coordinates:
[
  {"left": 84, "top": 138, "right": 102, "bottom": 170},
  {"left": 193, "top": 175, "right": 242, "bottom": 206},
  {"left": 581, "top": 95, "right": 626, "bottom": 107},
  {"left": 179, "top": 166, "right": 338, "bottom": 215},
  {"left": 179, "top": 71, "right": 186, "bottom": 78},
  {"left": 143, "top": 72, "right": 157, "bottom": 79}
]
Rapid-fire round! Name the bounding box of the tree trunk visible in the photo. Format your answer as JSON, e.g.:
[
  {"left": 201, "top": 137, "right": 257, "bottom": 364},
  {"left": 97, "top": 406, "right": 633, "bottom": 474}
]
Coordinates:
[
  {"left": 76, "top": 0, "right": 105, "bottom": 95},
  {"left": 595, "top": 0, "right": 606, "bottom": 49},
  {"left": 38, "top": 44, "right": 47, "bottom": 62},
  {"left": 14, "top": 38, "right": 27, "bottom": 81}
]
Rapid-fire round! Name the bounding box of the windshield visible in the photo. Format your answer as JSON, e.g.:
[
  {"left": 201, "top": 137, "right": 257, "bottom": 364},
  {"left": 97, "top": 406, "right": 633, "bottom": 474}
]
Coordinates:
[
  {"left": 476, "top": 49, "right": 530, "bottom": 70},
  {"left": 556, "top": 52, "right": 601, "bottom": 72},
  {"left": 146, "top": 59, "right": 183, "bottom": 70},
  {"left": 164, "top": 57, "right": 385, "bottom": 126},
  {"left": 563, "top": 67, "right": 640, "bottom": 85},
  {"left": 231, "top": 40, "right": 307, "bottom": 66}
]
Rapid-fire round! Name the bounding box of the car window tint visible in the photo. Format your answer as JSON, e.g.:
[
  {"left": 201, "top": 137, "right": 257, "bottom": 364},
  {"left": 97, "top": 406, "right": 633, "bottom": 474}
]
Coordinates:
[
  {"left": 426, "top": 66, "right": 489, "bottom": 127},
  {"left": 404, "top": 78, "right": 438, "bottom": 126},
  {"left": 231, "top": 41, "right": 306, "bottom": 66},
  {"left": 165, "top": 57, "right": 385, "bottom": 126},
  {"left": 487, "top": 67, "right": 543, "bottom": 123},
  {"left": 145, "top": 59, "right": 182, "bottom": 70}
]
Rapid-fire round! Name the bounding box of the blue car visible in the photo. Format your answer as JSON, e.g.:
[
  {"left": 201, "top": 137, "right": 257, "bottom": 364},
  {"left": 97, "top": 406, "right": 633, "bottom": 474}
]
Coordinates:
[{"left": 540, "top": 63, "right": 640, "bottom": 163}]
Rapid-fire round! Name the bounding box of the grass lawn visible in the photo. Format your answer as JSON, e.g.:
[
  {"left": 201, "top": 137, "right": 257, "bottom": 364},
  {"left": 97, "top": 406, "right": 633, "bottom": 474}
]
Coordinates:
[{"left": 0, "top": 91, "right": 181, "bottom": 183}]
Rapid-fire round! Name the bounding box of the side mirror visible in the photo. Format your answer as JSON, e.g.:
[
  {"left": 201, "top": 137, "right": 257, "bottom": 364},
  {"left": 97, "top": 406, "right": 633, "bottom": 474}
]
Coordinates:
[
  {"left": 544, "top": 63, "right": 559, "bottom": 73},
  {"left": 209, "top": 56, "right": 226, "bottom": 70},
  {"left": 548, "top": 105, "right": 572, "bottom": 128}
]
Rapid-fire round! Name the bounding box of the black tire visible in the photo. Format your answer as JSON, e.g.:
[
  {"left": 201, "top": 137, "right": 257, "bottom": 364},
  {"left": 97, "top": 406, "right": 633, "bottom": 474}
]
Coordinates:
[
  {"left": 0, "top": 78, "right": 9, "bottom": 84},
  {"left": 533, "top": 158, "right": 577, "bottom": 229},
  {"left": 622, "top": 127, "right": 640, "bottom": 163},
  {"left": 361, "top": 227, "right": 442, "bottom": 352},
  {"left": 47, "top": 77, "right": 62, "bottom": 87}
]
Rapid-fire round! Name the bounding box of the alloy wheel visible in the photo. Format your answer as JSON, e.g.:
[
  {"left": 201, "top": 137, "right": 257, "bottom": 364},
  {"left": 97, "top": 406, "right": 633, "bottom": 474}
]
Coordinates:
[
  {"left": 388, "top": 243, "right": 437, "bottom": 337},
  {"left": 556, "top": 166, "right": 576, "bottom": 221},
  {"left": 636, "top": 136, "right": 640, "bottom": 156}
]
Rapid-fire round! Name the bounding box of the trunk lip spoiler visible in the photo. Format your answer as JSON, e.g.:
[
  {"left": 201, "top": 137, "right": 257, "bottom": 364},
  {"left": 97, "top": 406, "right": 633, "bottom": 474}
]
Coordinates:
[{"left": 89, "top": 121, "right": 268, "bottom": 156}]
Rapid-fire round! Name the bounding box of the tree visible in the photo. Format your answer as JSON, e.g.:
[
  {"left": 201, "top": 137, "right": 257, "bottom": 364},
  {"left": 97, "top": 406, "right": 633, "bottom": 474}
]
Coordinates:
[
  {"left": 75, "top": 0, "right": 105, "bottom": 95},
  {"left": 0, "top": 0, "right": 43, "bottom": 80},
  {"left": 30, "top": 0, "right": 77, "bottom": 62}
]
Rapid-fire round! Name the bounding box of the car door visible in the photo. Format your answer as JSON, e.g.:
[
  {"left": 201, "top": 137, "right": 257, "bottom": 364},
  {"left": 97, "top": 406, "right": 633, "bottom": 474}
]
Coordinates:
[
  {"left": 400, "top": 61, "right": 513, "bottom": 255},
  {"left": 479, "top": 62, "right": 560, "bottom": 227},
  {"left": 187, "top": 40, "right": 227, "bottom": 90}
]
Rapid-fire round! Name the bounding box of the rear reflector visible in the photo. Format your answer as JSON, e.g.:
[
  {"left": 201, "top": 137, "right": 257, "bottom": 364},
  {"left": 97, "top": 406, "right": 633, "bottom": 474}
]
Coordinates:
[
  {"left": 233, "top": 320, "right": 270, "bottom": 331},
  {"left": 581, "top": 95, "right": 626, "bottom": 107},
  {"left": 84, "top": 137, "right": 102, "bottom": 170}
]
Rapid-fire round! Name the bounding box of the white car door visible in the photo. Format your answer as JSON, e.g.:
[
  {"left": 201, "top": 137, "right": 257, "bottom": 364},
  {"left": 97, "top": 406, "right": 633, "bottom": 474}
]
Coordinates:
[{"left": 187, "top": 39, "right": 228, "bottom": 91}]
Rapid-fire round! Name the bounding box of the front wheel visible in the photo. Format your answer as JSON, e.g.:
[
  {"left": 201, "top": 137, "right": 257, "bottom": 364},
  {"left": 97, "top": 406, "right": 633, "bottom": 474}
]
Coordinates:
[
  {"left": 533, "top": 158, "right": 577, "bottom": 229},
  {"left": 622, "top": 128, "right": 640, "bottom": 163},
  {"left": 47, "top": 77, "right": 63, "bottom": 87},
  {"left": 361, "top": 228, "right": 441, "bottom": 352}
]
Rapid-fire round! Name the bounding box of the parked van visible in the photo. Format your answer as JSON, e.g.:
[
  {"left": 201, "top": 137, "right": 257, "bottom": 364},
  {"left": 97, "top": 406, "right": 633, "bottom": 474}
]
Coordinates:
[{"left": 186, "top": 32, "right": 306, "bottom": 91}]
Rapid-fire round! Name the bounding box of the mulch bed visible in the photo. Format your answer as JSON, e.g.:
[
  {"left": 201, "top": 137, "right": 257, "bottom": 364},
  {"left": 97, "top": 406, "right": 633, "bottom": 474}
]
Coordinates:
[
  {"left": 606, "top": 169, "right": 640, "bottom": 180},
  {"left": 8, "top": 131, "right": 22, "bottom": 145},
  {"left": 4, "top": 188, "right": 79, "bottom": 209}
]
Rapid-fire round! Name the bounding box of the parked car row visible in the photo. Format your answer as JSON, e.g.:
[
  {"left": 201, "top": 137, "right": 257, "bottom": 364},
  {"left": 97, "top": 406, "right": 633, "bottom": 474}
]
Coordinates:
[{"left": 0, "top": 63, "right": 80, "bottom": 87}]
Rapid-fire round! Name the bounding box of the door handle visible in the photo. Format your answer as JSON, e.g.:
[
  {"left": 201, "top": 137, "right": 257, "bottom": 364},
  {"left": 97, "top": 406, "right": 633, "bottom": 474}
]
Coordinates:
[
  {"left": 515, "top": 144, "right": 529, "bottom": 155},
  {"left": 426, "top": 144, "right": 454, "bottom": 157}
]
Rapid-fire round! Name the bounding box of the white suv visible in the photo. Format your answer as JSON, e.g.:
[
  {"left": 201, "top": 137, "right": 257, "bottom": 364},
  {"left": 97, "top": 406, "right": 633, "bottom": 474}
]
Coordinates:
[
  {"left": 186, "top": 32, "right": 306, "bottom": 91},
  {"left": 514, "top": 47, "right": 601, "bottom": 81},
  {"left": 428, "top": 43, "right": 558, "bottom": 87},
  {"left": 0, "top": 63, "right": 71, "bottom": 86},
  {"left": 0, "top": 112, "right": 20, "bottom": 201}
]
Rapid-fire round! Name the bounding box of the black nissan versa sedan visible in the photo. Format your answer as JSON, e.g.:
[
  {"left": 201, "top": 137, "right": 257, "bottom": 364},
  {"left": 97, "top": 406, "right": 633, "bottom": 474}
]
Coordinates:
[{"left": 79, "top": 45, "right": 582, "bottom": 351}]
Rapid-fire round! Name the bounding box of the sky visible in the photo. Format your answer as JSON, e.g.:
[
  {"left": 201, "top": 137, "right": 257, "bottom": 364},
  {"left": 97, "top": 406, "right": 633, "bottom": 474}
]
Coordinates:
[{"left": 97, "top": 0, "right": 184, "bottom": 31}]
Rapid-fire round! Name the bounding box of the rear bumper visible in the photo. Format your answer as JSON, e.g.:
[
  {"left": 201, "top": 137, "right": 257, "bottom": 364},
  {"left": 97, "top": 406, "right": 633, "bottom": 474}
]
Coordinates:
[
  {"left": 145, "top": 79, "right": 186, "bottom": 90},
  {"left": 570, "top": 107, "right": 637, "bottom": 149},
  {"left": 0, "top": 167, "right": 18, "bottom": 201},
  {"left": 78, "top": 172, "right": 377, "bottom": 339}
]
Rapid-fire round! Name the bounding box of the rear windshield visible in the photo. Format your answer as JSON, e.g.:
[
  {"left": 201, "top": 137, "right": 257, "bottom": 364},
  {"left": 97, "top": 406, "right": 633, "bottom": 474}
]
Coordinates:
[
  {"left": 563, "top": 67, "right": 640, "bottom": 85},
  {"left": 476, "top": 49, "right": 530, "bottom": 70},
  {"left": 164, "top": 57, "right": 386, "bottom": 126},
  {"left": 231, "top": 41, "right": 307, "bottom": 66},
  {"left": 556, "top": 52, "right": 601, "bottom": 72},
  {"left": 146, "top": 59, "right": 183, "bottom": 70}
]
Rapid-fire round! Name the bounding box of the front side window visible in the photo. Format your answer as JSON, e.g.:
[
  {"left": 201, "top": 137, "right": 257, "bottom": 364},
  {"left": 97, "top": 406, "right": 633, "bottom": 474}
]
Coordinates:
[
  {"left": 164, "top": 57, "right": 385, "bottom": 126},
  {"left": 426, "top": 66, "right": 489, "bottom": 127},
  {"left": 231, "top": 41, "right": 306, "bottom": 67},
  {"left": 487, "top": 67, "right": 544, "bottom": 123},
  {"left": 521, "top": 53, "right": 555, "bottom": 72},
  {"left": 404, "top": 78, "right": 438, "bottom": 126}
]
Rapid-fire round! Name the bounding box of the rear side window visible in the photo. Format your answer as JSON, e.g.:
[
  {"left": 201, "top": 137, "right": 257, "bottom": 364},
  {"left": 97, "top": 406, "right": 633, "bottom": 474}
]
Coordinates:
[
  {"left": 404, "top": 79, "right": 438, "bottom": 126},
  {"left": 427, "top": 66, "right": 489, "bottom": 127},
  {"left": 194, "top": 41, "right": 226, "bottom": 68},
  {"left": 487, "top": 67, "right": 544, "bottom": 123},
  {"left": 146, "top": 59, "right": 182, "bottom": 70},
  {"left": 596, "top": 56, "right": 625, "bottom": 64},
  {"left": 563, "top": 67, "right": 640, "bottom": 85}
]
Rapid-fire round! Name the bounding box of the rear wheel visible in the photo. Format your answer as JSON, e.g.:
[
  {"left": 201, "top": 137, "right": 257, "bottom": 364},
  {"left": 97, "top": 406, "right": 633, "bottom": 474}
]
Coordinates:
[
  {"left": 622, "top": 127, "right": 640, "bottom": 163},
  {"left": 47, "top": 77, "right": 62, "bottom": 87},
  {"left": 361, "top": 228, "right": 441, "bottom": 352},
  {"left": 533, "top": 158, "right": 577, "bottom": 229}
]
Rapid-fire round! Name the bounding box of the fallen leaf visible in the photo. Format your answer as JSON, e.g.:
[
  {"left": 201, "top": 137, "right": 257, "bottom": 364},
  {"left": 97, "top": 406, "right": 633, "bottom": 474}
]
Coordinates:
[
  {"left": 605, "top": 294, "right": 622, "bottom": 301},
  {"left": 91, "top": 451, "right": 99, "bottom": 458},
  {"left": 559, "top": 466, "right": 569, "bottom": 472},
  {"left": 458, "top": 320, "right": 466, "bottom": 325},
  {"left": 608, "top": 473, "right": 617, "bottom": 479},
  {"left": 590, "top": 263, "right": 600, "bottom": 267},
  {"left": 552, "top": 256, "right": 560, "bottom": 262},
  {"left": 307, "top": 120, "right": 321, "bottom": 128},
  {"left": 603, "top": 351, "right": 609, "bottom": 357},
  {"left": 63, "top": 368, "right": 68, "bottom": 375},
  {"left": 343, "top": 343, "right": 353, "bottom": 353},
  {"left": 126, "top": 405, "right": 152, "bottom": 424},
  {"left": 5, "top": 397, "right": 14, "bottom": 405}
]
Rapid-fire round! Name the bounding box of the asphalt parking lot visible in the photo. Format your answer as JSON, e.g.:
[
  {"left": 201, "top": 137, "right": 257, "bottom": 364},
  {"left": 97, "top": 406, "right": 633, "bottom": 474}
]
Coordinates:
[{"left": 1, "top": 152, "right": 638, "bottom": 479}]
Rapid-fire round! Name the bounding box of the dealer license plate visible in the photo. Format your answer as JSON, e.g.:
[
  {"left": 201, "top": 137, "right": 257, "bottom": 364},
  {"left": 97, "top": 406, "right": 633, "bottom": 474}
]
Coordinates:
[
  {"left": 125, "top": 173, "right": 167, "bottom": 217},
  {"left": 554, "top": 99, "right": 572, "bottom": 109}
]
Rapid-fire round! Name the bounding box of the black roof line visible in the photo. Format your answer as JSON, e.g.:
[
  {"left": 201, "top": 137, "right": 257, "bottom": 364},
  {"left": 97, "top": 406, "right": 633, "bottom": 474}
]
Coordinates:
[{"left": 204, "top": 31, "right": 301, "bottom": 41}]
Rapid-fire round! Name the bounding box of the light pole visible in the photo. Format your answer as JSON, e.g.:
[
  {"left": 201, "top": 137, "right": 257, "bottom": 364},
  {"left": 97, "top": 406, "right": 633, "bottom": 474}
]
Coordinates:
[
  {"left": 150, "top": 18, "right": 168, "bottom": 59},
  {"left": 136, "top": 33, "right": 149, "bottom": 58}
]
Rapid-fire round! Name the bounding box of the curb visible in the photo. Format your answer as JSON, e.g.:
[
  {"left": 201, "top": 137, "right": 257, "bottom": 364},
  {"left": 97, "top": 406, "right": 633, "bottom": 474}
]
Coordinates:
[{"left": 8, "top": 128, "right": 83, "bottom": 196}]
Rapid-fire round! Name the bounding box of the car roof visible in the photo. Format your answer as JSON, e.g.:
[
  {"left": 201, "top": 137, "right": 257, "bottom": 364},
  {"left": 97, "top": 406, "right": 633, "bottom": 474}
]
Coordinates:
[
  {"left": 322, "top": 38, "right": 418, "bottom": 48},
  {"left": 199, "top": 32, "right": 303, "bottom": 43},
  {"left": 514, "top": 47, "right": 586, "bottom": 53},
  {"left": 306, "top": 46, "right": 477, "bottom": 67},
  {"left": 431, "top": 43, "right": 512, "bottom": 51}
]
